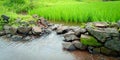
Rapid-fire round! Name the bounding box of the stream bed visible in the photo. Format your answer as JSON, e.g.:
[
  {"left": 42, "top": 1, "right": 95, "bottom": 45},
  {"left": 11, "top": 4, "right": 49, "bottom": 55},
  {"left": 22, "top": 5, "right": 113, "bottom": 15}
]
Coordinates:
[{"left": 0, "top": 32, "right": 119, "bottom": 60}]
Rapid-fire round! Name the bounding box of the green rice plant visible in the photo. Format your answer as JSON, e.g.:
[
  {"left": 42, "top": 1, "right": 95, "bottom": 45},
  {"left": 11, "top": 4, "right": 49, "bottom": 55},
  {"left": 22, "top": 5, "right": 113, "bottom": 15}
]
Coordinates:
[{"left": 29, "top": 1, "right": 120, "bottom": 23}]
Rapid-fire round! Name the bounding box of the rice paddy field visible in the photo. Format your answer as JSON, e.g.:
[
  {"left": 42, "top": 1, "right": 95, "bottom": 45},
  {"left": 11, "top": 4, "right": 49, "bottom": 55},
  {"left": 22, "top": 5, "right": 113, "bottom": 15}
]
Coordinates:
[
  {"left": 0, "top": 0, "right": 120, "bottom": 23},
  {"left": 29, "top": 1, "right": 120, "bottom": 23}
]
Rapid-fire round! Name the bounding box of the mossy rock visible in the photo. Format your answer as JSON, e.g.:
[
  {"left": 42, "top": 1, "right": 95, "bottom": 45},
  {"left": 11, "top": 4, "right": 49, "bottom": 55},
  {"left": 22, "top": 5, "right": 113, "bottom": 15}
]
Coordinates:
[{"left": 81, "top": 36, "right": 102, "bottom": 47}]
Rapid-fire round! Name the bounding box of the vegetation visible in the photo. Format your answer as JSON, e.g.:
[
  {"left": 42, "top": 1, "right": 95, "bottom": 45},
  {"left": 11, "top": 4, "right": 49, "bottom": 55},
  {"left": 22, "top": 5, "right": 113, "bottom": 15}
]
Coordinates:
[
  {"left": 0, "top": 0, "right": 120, "bottom": 30},
  {"left": 81, "top": 36, "right": 102, "bottom": 47},
  {"left": 29, "top": 1, "right": 120, "bottom": 23}
]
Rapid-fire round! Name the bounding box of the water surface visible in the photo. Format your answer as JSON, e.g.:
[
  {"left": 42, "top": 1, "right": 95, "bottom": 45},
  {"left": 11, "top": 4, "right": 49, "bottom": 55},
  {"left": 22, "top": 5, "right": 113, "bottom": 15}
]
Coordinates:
[{"left": 0, "top": 32, "right": 119, "bottom": 60}]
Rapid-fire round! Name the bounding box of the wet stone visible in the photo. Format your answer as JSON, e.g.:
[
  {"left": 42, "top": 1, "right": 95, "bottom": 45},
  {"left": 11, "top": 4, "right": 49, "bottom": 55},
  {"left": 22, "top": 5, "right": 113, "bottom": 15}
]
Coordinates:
[
  {"left": 72, "top": 41, "right": 87, "bottom": 50},
  {"left": 64, "top": 34, "right": 79, "bottom": 42},
  {"left": 11, "top": 35, "right": 23, "bottom": 41},
  {"left": 62, "top": 42, "right": 76, "bottom": 51}
]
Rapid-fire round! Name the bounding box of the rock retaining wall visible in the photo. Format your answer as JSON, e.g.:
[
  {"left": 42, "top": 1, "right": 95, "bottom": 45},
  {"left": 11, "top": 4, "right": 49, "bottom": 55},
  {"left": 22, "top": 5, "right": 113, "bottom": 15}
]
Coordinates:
[
  {"left": 58, "top": 22, "right": 120, "bottom": 57},
  {"left": 0, "top": 16, "right": 120, "bottom": 56}
]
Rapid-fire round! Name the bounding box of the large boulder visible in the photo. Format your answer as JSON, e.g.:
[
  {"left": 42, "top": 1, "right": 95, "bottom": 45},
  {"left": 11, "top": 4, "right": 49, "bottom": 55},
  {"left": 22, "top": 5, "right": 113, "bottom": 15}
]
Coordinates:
[
  {"left": 17, "top": 26, "right": 32, "bottom": 34},
  {"left": 86, "top": 22, "right": 119, "bottom": 42},
  {"left": 72, "top": 41, "right": 87, "bottom": 50},
  {"left": 62, "top": 42, "right": 76, "bottom": 51},
  {"left": 32, "top": 26, "right": 42, "bottom": 35}
]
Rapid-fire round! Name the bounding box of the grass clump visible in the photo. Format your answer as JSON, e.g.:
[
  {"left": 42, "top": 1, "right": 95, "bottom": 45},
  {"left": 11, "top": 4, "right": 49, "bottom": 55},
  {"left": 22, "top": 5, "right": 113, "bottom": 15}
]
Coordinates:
[{"left": 81, "top": 36, "right": 102, "bottom": 47}]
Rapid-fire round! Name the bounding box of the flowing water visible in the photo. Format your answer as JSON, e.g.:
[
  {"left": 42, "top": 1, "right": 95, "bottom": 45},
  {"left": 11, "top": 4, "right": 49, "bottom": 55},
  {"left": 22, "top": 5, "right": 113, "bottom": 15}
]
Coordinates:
[{"left": 0, "top": 32, "right": 119, "bottom": 60}]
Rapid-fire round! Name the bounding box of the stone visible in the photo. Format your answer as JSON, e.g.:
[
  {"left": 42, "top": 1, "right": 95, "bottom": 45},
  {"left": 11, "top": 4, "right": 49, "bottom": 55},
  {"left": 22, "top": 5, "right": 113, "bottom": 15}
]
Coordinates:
[
  {"left": 56, "top": 26, "right": 70, "bottom": 34},
  {"left": 105, "top": 39, "right": 120, "bottom": 51},
  {"left": 93, "top": 22, "right": 108, "bottom": 28},
  {"left": 72, "top": 41, "right": 87, "bottom": 50},
  {"left": 32, "top": 14, "right": 39, "bottom": 19},
  {"left": 62, "top": 42, "right": 76, "bottom": 51},
  {"left": 17, "top": 26, "right": 32, "bottom": 34},
  {"left": 28, "top": 31, "right": 33, "bottom": 35},
  {"left": 86, "top": 23, "right": 119, "bottom": 42},
  {"left": 37, "top": 17, "right": 49, "bottom": 28},
  {"left": 100, "top": 47, "right": 118, "bottom": 56},
  {"left": 9, "top": 27, "right": 17, "bottom": 35},
  {"left": 80, "top": 34, "right": 102, "bottom": 47},
  {"left": 11, "top": 35, "right": 23, "bottom": 41},
  {"left": 64, "top": 34, "right": 79, "bottom": 42},
  {"left": 117, "top": 20, "right": 120, "bottom": 28},
  {"left": 15, "top": 18, "right": 21, "bottom": 23},
  {"left": 74, "top": 28, "right": 86, "bottom": 37},
  {"left": 88, "top": 46, "right": 94, "bottom": 53},
  {"left": 28, "top": 20, "right": 36, "bottom": 24},
  {"left": 0, "top": 31, "right": 6, "bottom": 36},
  {"left": 3, "top": 25, "right": 12, "bottom": 34},
  {"left": 69, "top": 26, "right": 81, "bottom": 32},
  {"left": 92, "top": 48, "right": 101, "bottom": 54},
  {"left": 49, "top": 24, "right": 62, "bottom": 30},
  {"left": 63, "top": 30, "right": 75, "bottom": 35},
  {"left": 6, "top": 34, "right": 12, "bottom": 38},
  {"left": 1, "top": 15, "right": 10, "bottom": 23},
  {"left": 23, "top": 36, "right": 31, "bottom": 41},
  {"left": 44, "top": 28, "right": 52, "bottom": 35},
  {"left": 32, "top": 26, "right": 42, "bottom": 35},
  {"left": 20, "top": 22, "right": 29, "bottom": 27}
]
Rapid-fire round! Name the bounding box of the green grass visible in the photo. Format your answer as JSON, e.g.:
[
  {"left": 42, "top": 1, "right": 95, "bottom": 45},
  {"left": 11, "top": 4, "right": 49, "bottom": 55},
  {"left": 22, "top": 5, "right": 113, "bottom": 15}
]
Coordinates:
[
  {"left": 81, "top": 36, "right": 102, "bottom": 47},
  {"left": 29, "top": 1, "right": 120, "bottom": 23}
]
